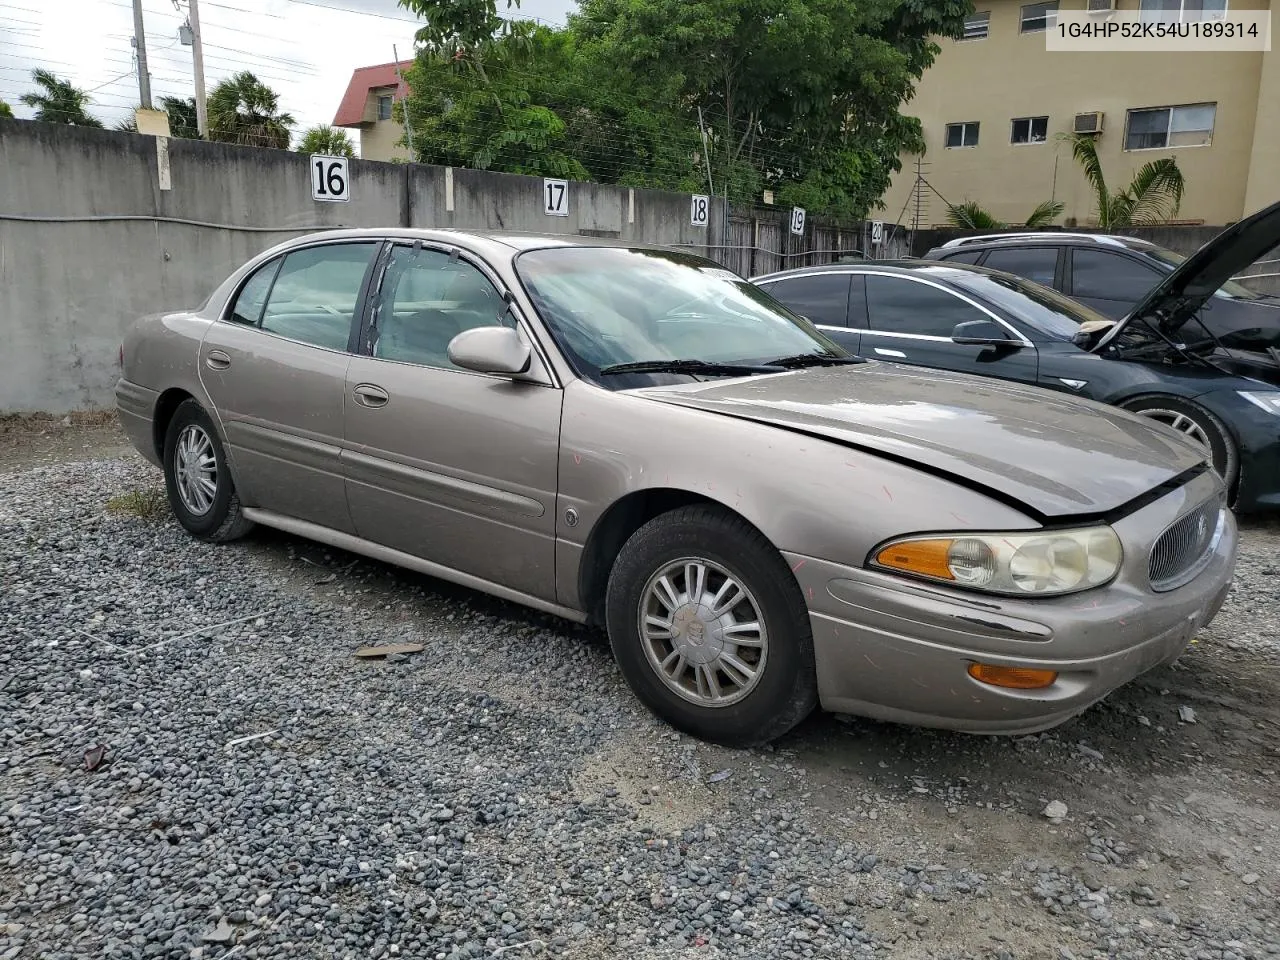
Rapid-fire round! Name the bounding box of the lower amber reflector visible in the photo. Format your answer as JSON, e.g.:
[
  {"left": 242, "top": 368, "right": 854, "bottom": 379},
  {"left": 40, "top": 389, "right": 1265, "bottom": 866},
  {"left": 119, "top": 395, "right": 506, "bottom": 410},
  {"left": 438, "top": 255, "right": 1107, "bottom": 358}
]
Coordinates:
[{"left": 967, "top": 663, "right": 1058, "bottom": 690}]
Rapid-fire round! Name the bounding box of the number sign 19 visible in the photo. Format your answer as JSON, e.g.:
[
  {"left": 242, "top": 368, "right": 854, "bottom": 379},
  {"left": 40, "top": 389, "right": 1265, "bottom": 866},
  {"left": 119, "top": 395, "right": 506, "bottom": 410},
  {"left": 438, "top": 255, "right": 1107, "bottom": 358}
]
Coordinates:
[
  {"left": 311, "top": 155, "right": 350, "bottom": 203},
  {"left": 544, "top": 178, "right": 569, "bottom": 217},
  {"left": 690, "top": 194, "right": 710, "bottom": 227},
  {"left": 789, "top": 206, "right": 806, "bottom": 236}
]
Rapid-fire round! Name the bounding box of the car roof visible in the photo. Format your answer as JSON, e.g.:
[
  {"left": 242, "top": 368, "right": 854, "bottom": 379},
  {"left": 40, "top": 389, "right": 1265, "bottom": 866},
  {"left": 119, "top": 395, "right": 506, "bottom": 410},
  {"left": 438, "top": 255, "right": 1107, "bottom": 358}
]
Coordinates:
[
  {"left": 931, "top": 232, "right": 1159, "bottom": 254},
  {"left": 751, "top": 259, "right": 999, "bottom": 282},
  {"left": 258, "top": 226, "right": 699, "bottom": 256}
]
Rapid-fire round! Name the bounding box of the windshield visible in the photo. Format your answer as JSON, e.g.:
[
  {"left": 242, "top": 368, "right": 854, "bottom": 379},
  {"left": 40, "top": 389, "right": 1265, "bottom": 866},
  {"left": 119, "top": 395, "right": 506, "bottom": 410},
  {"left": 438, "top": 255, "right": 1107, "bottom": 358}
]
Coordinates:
[
  {"left": 944, "top": 269, "right": 1108, "bottom": 339},
  {"left": 514, "top": 246, "right": 847, "bottom": 385},
  {"left": 1144, "top": 247, "right": 1264, "bottom": 300}
]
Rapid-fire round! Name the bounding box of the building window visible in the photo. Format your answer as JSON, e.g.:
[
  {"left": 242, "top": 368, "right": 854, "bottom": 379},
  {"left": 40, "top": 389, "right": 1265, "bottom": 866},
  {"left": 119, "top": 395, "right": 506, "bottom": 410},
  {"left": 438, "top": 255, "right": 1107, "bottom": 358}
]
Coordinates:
[
  {"left": 377, "top": 94, "right": 393, "bottom": 121},
  {"left": 1011, "top": 116, "right": 1049, "bottom": 144},
  {"left": 1020, "top": 1, "right": 1058, "bottom": 32},
  {"left": 1139, "top": 0, "right": 1226, "bottom": 22},
  {"left": 960, "top": 11, "right": 991, "bottom": 39},
  {"left": 1124, "top": 103, "right": 1216, "bottom": 150},
  {"left": 945, "top": 122, "right": 980, "bottom": 148}
]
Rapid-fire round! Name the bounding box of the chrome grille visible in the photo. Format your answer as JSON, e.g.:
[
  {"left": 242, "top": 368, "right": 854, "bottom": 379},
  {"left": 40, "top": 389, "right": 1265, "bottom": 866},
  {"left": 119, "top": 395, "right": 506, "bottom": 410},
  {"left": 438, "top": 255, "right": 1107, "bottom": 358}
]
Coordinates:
[{"left": 1148, "top": 498, "right": 1222, "bottom": 592}]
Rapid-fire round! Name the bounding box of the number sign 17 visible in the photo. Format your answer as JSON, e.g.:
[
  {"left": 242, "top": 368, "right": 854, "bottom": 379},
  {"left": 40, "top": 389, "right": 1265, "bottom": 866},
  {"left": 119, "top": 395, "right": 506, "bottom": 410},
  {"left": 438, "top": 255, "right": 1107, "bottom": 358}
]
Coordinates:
[
  {"left": 311, "top": 155, "right": 350, "bottom": 203},
  {"left": 544, "top": 178, "right": 569, "bottom": 217}
]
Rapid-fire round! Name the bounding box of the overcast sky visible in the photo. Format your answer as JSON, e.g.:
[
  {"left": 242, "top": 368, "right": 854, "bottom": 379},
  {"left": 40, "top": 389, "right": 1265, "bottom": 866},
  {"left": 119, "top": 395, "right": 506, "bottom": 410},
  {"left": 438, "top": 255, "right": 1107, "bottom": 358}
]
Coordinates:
[{"left": 0, "top": 0, "right": 579, "bottom": 147}]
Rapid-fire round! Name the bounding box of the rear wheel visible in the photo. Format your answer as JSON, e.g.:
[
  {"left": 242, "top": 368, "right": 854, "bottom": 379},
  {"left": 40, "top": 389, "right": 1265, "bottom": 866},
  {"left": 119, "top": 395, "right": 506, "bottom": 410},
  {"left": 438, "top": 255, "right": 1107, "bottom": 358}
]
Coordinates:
[
  {"left": 162, "top": 399, "right": 254, "bottom": 543},
  {"left": 605, "top": 505, "right": 818, "bottom": 747},
  {"left": 1122, "top": 395, "right": 1238, "bottom": 492}
]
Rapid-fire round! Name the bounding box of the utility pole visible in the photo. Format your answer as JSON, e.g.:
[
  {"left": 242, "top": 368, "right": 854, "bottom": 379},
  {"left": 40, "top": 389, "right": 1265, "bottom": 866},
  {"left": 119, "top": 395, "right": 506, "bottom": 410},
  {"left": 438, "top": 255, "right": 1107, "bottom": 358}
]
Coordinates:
[
  {"left": 189, "top": 0, "right": 208, "bottom": 137},
  {"left": 132, "top": 0, "right": 153, "bottom": 109}
]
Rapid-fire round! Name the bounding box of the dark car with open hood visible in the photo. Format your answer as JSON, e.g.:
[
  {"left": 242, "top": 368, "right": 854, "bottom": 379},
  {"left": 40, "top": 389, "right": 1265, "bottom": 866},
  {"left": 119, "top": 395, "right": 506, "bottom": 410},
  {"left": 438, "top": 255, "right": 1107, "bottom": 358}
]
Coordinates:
[{"left": 752, "top": 198, "right": 1280, "bottom": 512}]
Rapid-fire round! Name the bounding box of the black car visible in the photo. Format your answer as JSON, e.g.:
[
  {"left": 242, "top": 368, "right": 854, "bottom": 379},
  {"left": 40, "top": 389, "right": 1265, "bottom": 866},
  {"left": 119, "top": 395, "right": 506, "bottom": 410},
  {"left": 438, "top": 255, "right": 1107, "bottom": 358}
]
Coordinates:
[
  {"left": 922, "top": 230, "right": 1280, "bottom": 357},
  {"left": 751, "top": 199, "right": 1280, "bottom": 512}
]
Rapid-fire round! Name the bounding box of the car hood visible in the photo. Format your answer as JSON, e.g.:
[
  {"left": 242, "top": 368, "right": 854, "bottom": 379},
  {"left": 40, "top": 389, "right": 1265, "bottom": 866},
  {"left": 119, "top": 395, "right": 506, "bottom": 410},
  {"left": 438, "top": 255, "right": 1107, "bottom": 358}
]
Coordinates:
[
  {"left": 634, "top": 363, "right": 1208, "bottom": 520},
  {"left": 1101, "top": 197, "right": 1280, "bottom": 346}
]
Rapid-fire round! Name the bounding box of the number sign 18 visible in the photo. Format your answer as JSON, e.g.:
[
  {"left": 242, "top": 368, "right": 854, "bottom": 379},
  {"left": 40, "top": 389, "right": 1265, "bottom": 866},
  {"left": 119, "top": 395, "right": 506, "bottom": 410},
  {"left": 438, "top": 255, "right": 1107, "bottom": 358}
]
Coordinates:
[
  {"left": 311, "top": 155, "right": 350, "bottom": 203},
  {"left": 690, "top": 194, "right": 710, "bottom": 227},
  {"left": 544, "top": 178, "right": 569, "bottom": 217}
]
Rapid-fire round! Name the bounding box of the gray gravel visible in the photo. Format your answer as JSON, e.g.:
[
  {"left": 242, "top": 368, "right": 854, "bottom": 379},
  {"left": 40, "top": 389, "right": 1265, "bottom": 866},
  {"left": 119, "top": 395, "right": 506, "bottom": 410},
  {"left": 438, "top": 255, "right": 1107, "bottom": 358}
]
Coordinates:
[{"left": 2, "top": 450, "right": 1279, "bottom": 960}]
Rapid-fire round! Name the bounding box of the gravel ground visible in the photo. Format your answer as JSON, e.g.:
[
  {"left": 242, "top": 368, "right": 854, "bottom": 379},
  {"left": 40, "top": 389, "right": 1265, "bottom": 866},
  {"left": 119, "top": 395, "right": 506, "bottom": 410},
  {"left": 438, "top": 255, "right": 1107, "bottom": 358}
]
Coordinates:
[{"left": 2, "top": 424, "right": 1279, "bottom": 960}]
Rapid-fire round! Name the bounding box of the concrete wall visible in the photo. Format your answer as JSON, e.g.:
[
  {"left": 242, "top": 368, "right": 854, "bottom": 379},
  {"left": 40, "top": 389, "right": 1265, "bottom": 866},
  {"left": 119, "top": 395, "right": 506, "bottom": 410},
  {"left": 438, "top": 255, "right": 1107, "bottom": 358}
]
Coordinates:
[{"left": 0, "top": 119, "right": 867, "bottom": 413}]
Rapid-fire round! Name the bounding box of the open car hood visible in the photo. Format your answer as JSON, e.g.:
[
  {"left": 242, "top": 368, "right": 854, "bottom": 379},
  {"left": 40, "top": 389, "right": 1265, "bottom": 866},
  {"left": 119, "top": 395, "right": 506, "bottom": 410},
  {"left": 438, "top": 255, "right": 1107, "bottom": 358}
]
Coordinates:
[
  {"left": 635, "top": 363, "right": 1208, "bottom": 521},
  {"left": 1096, "top": 197, "right": 1280, "bottom": 350}
]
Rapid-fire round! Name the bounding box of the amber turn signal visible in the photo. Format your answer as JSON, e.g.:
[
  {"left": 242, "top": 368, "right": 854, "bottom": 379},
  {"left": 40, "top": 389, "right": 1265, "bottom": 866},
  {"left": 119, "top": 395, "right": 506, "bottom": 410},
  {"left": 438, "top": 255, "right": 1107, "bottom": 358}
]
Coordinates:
[
  {"left": 873, "top": 539, "right": 956, "bottom": 581},
  {"left": 966, "top": 663, "right": 1058, "bottom": 690}
]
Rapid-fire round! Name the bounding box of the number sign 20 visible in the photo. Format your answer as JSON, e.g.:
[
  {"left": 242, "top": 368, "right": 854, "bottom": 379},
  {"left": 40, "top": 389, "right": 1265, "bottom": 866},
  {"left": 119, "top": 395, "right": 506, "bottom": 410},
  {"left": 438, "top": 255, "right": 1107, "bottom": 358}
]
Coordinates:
[
  {"left": 311, "top": 155, "right": 350, "bottom": 203},
  {"left": 690, "top": 194, "right": 710, "bottom": 227},
  {"left": 544, "top": 178, "right": 569, "bottom": 217}
]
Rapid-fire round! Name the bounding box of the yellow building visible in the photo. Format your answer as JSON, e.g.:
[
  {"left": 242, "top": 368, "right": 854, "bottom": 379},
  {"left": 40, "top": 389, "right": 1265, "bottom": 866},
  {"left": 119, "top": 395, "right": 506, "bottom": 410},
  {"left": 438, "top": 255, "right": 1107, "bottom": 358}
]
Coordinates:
[
  {"left": 333, "top": 61, "right": 412, "bottom": 162},
  {"left": 880, "top": 0, "right": 1280, "bottom": 228}
]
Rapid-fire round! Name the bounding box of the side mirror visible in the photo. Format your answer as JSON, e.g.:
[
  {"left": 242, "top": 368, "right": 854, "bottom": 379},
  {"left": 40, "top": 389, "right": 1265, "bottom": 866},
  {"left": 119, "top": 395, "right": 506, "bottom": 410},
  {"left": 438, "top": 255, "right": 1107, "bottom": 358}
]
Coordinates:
[
  {"left": 951, "top": 319, "right": 1021, "bottom": 347},
  {"left": 447, "top": 325, "right": 532, "bottom": 376}
]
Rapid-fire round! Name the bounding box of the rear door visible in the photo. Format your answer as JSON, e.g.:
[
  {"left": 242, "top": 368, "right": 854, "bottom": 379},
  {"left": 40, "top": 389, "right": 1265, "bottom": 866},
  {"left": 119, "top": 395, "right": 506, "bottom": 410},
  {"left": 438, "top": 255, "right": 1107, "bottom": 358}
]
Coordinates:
[
  {"left": 859, "top": 272, "right": 1040, "bottom": 384},
  {"left": 755, "top": 272, "right": 861, "bottom": 353},
  {"left": 198, "top": 240, "right": 381, "bottom": 533},
  {"left": 1066, "top": 248, "right": 1163, "bottom": 319}
]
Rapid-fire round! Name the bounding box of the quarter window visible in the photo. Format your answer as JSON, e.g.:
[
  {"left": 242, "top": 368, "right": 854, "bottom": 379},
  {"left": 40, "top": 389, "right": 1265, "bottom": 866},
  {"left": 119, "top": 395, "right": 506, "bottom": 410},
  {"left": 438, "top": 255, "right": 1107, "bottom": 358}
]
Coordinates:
[
  {"left": 981, "top": 247, "right": 1060, "bottom": 287},
  {"left": 1070, "top": 250, "right": 1162, "bottom": 300},
  {"left": 371, "top": 245, "right": 510, "bottom": 370},
  {"left": 227, "top": 258, "right": 281, "bottom": 326},
  {"left": 259, "top": 242, "right": 377, "bottom": 350},
  {"left": 945, "top": 121, "right": 980, "bottom": 148},
  {"left": 961, "top": 10, "right": 991, "bottom": 39},
  {"left": 760, "top": 274, "right": 851, "bottom": 327},
  {"left": 1125, "top": 103, "right": 1216, "bottom": 150},
  {"left": 941, "top": 250, "right": 984, "bottom": 265},
  {"left": 1010, "top": 116, "right": 1049, "bottom": 144},
  {"left": 864, "top": 275, "right": 994, "bottom": 338},
  {"left": 1020, "top": 1, "right": 1058, "bottom": 32}
]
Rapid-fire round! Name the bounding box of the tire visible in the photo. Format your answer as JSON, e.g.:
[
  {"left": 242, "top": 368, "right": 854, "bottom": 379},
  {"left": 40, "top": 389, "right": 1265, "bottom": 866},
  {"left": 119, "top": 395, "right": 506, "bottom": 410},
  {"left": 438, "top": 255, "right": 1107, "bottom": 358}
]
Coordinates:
[
  {"left": 605, "top": 505, "right": 818, "bottom": 747},
  {"left": 162, "top": 399, "right": 254, "bottom": 543},
  {"left": 1120, "top": 395, "right": 1238, "bottom": 494}
]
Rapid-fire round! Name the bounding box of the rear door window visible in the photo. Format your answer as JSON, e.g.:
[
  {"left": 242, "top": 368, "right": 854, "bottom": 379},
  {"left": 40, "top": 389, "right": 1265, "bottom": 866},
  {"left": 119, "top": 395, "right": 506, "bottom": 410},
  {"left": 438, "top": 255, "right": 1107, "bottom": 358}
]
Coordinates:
[
  {"left": 259, "top": 242, "right": 379, "bottom": 351},
  {"left": 759, "top": 273, "right": 851, "bottom": 327},
  {"left": 980, "top": 247, "right": 1060, "bottom": 287}
]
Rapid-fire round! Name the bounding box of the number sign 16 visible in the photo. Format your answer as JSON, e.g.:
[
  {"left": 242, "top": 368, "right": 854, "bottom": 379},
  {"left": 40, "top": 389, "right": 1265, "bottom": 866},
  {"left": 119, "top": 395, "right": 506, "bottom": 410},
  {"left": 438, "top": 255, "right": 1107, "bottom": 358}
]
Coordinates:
[
  {"left": 544, "top": 178, "right": 569, "bottom": 217},
  {"left": 690, "top": 194, "right": 710, "bottom": 227},
  {"left": 311, "top": 155, "right": 350, "bottom": 203}
]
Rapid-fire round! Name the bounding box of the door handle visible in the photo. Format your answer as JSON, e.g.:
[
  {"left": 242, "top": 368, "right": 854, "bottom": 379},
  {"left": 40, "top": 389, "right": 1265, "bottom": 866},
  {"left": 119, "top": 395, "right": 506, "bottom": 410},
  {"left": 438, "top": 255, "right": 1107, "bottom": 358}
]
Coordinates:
[
  {"left": 205, "top": 350, "right": 231, "bottom": 370},
  {"left": 352, "top": 383, "right": 389, "bottom": 408}
]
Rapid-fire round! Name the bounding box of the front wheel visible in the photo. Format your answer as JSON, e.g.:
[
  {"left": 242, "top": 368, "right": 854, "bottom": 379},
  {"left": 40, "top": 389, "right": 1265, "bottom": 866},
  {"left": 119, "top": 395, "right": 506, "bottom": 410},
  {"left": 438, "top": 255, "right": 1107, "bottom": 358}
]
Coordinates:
[
  {"left": 162, "top": 399, "right": 254, "bottom": 543},
  {"left": 605, "top": 505, "right": 818, "bottom": 747},
  {"left": 1121, "top": 396, "right": 1238, "bottom": 495}
]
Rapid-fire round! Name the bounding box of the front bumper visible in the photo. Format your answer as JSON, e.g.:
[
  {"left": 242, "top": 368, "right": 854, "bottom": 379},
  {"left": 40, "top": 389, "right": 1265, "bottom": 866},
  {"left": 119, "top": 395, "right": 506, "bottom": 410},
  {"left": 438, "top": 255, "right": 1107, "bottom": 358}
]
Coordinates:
[{"left": 785, "top": 471, "right": 1238, "bottom": 734}]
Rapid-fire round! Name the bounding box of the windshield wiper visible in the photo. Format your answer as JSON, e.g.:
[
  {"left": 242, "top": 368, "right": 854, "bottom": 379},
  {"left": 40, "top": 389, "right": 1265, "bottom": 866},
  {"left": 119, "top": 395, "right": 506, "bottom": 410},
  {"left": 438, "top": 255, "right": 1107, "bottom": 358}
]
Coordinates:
[
  {"left": 762, "top": 353, "right": 864, "bottom": 369},
  {"left": 597, "top": 359, "right": 781, "bottom": 377}
]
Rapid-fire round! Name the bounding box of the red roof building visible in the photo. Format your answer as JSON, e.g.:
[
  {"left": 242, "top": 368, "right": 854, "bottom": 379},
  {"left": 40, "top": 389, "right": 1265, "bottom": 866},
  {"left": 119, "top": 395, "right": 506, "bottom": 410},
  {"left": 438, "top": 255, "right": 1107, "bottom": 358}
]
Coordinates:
[{"left": 333, "top": 61, "right": 412, "bottom": 162}]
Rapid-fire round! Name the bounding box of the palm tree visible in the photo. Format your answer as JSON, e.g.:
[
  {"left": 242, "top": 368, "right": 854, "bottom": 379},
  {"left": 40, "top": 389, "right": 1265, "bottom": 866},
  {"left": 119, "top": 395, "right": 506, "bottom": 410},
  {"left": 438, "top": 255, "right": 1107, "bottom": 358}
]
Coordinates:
[
  {"left": 946, "top": 199, "right": 1065, "bottom": 230},
  {"left": 297, "top": 124, "right": 354, "bottom": 157},
  {"left": 0, "top": 99, "right": 13, "bottom": 119},
  {"left": 19, "top": 69, "right": 103, "bottom": 127},
  {"left": 207, "top": 72, "right": 294, "bottom": 148},
  {"left": 1059, "top": 132, "right": 1184, "bottom": 228},
  {"left": 160, "top": 96, "right": 202, "bottom": 139}
]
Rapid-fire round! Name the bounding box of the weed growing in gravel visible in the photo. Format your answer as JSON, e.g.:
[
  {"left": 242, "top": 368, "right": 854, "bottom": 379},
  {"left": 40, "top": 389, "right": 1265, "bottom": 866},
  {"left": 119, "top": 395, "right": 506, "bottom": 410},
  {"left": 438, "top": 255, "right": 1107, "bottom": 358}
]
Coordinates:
[{"left": 104, "top": 487, "right": 168, "bottom": 521}]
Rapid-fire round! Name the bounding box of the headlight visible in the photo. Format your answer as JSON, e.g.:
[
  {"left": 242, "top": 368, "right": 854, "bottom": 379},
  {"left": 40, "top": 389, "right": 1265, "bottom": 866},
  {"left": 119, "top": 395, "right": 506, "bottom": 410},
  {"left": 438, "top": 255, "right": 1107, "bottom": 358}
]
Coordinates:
[
  {"left": 869, "top": 525, "right": 1123, "bottom": 596},
  {"left": 1239, "top": 391, "right": 1280, "bottom": 415}
]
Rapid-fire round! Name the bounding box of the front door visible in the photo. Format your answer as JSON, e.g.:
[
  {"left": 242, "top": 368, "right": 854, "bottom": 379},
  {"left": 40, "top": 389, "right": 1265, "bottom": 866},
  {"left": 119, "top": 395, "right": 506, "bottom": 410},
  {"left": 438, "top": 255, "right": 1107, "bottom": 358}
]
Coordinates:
[
  {"left": 860, "top": 273, "right": 1040, "bottom": 384},
  {"left": 340, "top": 242, "right": 563, "bottom": 602},
  {"left": 198, "top": 240, "right": 381, "bottom": 533}
]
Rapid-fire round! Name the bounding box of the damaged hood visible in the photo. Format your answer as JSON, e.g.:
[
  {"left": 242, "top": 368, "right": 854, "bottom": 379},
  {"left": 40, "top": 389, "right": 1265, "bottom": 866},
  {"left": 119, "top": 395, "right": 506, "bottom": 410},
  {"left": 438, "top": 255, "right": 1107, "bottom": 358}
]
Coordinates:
[
  {"left": 634, "top": 363, "right": 1208, "bottom": 520},
  {"left": 1100, "top": 197, "right": 1280, "bottom": 347}
]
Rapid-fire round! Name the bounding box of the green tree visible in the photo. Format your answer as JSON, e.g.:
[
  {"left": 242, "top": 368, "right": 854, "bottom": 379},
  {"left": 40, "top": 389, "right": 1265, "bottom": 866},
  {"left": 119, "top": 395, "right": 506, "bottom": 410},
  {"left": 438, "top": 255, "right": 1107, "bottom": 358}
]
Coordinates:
[
  {"left": 1060, "top": 132, "right": 1185, "bottom": 227},
  {"left": 297, "top": 124, "right": 355, "bottom": 157},
  {"left": 946, "top": 199, "right": 1065, "bottom": 229},
  {"left": 0, "top": 99, "right": 13, "bottom": 119},
  {"left": 160, "top": 96, "right": 202, "bottom": 139},
  {"left": 207, "top": 72, "right": 295, "bottom": 148},
  {"left": 19, "top": 69, "right": 103, "bottom": 126}
]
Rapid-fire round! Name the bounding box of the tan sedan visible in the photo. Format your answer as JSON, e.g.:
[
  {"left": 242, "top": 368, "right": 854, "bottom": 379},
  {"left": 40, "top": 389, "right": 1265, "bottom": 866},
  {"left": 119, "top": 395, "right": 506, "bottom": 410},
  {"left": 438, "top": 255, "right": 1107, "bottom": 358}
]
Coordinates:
[{"left": 116, "top": 230, "right": 1237, "bottom": 746}]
